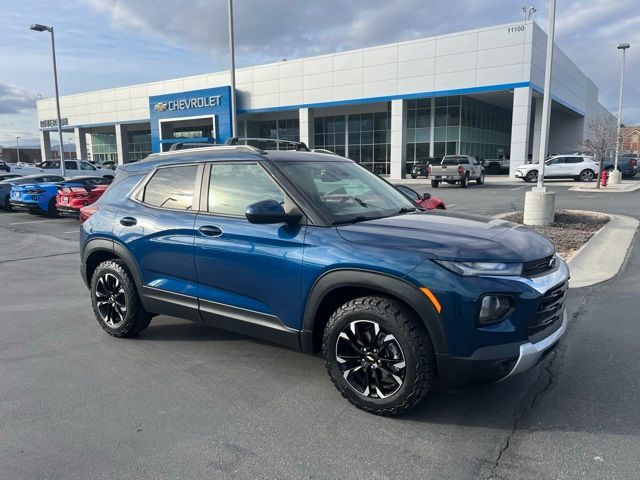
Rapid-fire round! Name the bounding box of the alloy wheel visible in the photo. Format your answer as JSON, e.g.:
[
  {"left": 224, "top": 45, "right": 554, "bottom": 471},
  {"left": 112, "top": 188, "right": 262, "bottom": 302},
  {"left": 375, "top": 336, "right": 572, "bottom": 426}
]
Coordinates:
[
  {"left": 580, "top": 170, "right": 594, "bottom": 182},
  {"left": 95, "top": 273, "right": 127, "bottom": 328},
  {"left": 335, "top": 320, "right": 406, "bottom": 399}
]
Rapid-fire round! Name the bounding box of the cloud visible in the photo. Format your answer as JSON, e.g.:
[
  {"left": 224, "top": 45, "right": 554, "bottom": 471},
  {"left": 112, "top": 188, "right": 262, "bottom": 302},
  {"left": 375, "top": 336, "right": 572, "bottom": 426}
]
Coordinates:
[{"left": 0, "top": 83, "right": 38, "bottom": 115}]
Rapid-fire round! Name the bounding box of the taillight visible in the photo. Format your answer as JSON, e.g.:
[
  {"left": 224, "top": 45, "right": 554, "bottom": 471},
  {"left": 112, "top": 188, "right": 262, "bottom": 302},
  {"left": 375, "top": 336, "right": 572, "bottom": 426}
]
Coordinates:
[
  {"left": 631, "top": 159, "right": 637, "bottom": 167},
  {"left": 457, "top": 164, "right": 464, "bottom": 175},
  {"left": 428, "top": 165, "right": 432, "bottom": 175},
  {"left": 79, "top": 204, "right": 99, "bottom": 224},
  {"left": 26, "top": 188, "right": 45, "bottom": 194}
]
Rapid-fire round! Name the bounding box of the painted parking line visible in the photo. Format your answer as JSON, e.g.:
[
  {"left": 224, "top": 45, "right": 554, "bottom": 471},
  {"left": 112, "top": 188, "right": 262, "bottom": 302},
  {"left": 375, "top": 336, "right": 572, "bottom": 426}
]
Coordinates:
[
  {"left": 9, "top": 219, "right": 63, "bottom": 225},
  {"left": 63, "top": 231, "right": 80, "bottom": 234},
  {"left": 447, "top": 204, "right": 457, "bottom": 208},
  {"left": 510, "top": 185, "right": 528, "bottom": 191}
]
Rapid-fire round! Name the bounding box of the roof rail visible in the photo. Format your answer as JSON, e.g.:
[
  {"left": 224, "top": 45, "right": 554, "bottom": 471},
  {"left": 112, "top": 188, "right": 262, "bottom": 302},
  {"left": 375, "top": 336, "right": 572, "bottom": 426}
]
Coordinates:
[
  {"left": 225, "top": 137, "right": 311, "bottom": 151},
  {"left": 155, "top": 144, "right": 266, "bottom": 157}
]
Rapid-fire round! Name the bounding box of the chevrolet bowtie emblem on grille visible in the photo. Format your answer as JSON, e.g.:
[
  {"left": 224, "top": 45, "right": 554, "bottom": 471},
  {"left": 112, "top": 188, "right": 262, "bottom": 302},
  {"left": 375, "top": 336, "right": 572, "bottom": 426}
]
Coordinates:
[{"left": 154, "top": 102, "right": 168, "bottom": 112}]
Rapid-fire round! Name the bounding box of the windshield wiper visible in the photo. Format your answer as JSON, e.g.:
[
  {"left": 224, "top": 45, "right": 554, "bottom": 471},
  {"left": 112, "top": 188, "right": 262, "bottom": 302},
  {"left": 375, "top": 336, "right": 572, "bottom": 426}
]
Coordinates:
[
  {"left": 396, "top": 206, "right": 417, "bottom": 214},
  {"left": 332, "top": 215, "right": 378, "bottom": 225}
]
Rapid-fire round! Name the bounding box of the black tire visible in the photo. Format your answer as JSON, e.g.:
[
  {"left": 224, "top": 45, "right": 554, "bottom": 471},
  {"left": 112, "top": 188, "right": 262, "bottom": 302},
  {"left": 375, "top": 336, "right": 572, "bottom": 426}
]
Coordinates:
[
  {"left": 3, "top": 194, "right": 12, "bottom": 211},
  {"left": 476, "top": 172, "right": 485, "bottom": 185},
  {"left": 90, "top": 260, "right": 152, "bottom": 338},
  {"left": 525, "top": 170, "right": 538, "bottom": 183},
  {"left": 411, "top": 174, "right": 417, "bottom": 179},
  {"left": 431, "top": 180, "right": 440, "bottom": 188},
  {"left": 460, "top": 174, "right": 468, "bottom": 188},
  {"left": 322, "top": 296, "right": 434, "bottom": 416},
  {"left": 47, "top": 197, "right": 59, "bottom": 217},
  {"left": 579, "top": 169, "right": 595, "bottom": 182}
]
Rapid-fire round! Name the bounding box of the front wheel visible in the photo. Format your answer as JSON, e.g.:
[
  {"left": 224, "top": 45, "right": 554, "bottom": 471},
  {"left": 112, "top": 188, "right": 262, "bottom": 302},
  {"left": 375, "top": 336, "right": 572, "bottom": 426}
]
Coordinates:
[
  {"left": 411, "top": 174, "right": 417, "bottom": 179},
  {"left": 525, "top": 170, "right": 538, "bottom": 183},
  {"left": 323, "top": 297, "right": 434, "bottom": 416},
  {"left": 91, "top": 260, "right": 152, "bottom": 337},
  {"left": 476, "top": 172, "right": 485, "bottom": 185},
  {"left": 431, "top": 180, "right": 440, "bottom": 188},
  {"left": 579, "top": 169, "right": 595, "bottom": 182}
]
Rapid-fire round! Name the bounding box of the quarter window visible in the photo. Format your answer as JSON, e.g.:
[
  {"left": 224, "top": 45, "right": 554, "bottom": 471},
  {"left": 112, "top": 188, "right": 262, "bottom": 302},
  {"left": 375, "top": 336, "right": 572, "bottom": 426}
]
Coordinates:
[
  {"left": 142, "top": 165, "right": 198, "bottom": 210},
  {"left": 208, "top": 163, "right": 284, "bottom": 216}
]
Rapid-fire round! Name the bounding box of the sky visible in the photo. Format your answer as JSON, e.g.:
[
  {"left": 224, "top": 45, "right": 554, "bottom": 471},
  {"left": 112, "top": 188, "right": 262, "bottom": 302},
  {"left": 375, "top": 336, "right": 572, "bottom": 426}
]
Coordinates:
[{"left": 0, "top": 0, "right": 638, "bottom": 148}]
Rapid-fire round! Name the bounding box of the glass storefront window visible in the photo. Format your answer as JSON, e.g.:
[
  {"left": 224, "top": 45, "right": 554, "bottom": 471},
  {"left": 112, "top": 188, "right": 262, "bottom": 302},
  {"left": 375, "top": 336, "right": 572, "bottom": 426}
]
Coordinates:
[
  {"left": 91, "top": 133, "right": 117, "bottom": 163},
  {"left": 127, "top": 130, "right": 151, "bottom": 162}
]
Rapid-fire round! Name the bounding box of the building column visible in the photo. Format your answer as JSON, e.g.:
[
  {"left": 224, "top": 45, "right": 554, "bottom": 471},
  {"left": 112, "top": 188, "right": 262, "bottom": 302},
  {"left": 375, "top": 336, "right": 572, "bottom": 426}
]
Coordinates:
[
  {"left": 115, "top": 124, "right": 129, "bottom": 165},
  {"left": 40, "top": 130, "right": 52, "bottom": 162},
  {"left": 509, "top": 87, "right": 533, "bottom": 178},
  {"left": 74, "top": 127, "right": 88, "bottom": 160},
  {"left": 389, "top": 99, "right": 407, "bottom": 179},
  {"left": 429, "top": 97, "right": 435, "bottom": 157},
  {"left": 531, "top": 96, "right": 543, "bottom": 165},
  {"left": 299, "top": 108, "right": 314, "bottom": 149}
]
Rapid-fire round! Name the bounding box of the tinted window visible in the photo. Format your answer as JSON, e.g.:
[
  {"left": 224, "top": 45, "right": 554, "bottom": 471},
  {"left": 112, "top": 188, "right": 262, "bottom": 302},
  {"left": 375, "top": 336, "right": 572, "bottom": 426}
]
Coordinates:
[
  {"left": 143, "top": 165, "right": 198, "bottom": 210},
  {"left": 208, "top": 164, "right": 284, "bottom": 216},
  {"left": 65, "top": 161, "right": 76, "bottom": 170},
  {"left": 547, "top": 157, "right": 565, "bottom": 165},
  {"left": 564, "top": 157, "right": 583, "bottom": 164}
]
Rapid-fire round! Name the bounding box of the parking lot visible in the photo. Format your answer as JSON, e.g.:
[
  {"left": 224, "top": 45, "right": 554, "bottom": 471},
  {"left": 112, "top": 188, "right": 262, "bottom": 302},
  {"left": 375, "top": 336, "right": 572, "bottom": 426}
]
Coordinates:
[{"left": 2, "top": 178, "right": 639, "bottom": 480}]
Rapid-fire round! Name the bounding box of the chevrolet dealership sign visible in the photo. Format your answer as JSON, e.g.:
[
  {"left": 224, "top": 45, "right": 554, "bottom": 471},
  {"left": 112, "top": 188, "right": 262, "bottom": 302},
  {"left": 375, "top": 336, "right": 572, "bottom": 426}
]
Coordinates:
[
  {"left": 154, "top": 95, "right": 222, "bottom": 113},
  {"left": 40, "top": 118, "right": 69, "bottom": 128}
]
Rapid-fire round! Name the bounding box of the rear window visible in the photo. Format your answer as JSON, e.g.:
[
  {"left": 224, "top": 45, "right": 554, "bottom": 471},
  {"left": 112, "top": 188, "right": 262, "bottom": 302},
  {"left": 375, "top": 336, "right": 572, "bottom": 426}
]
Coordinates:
[{"left": 442, "top": 156, "right": 468, "bottom": 165}]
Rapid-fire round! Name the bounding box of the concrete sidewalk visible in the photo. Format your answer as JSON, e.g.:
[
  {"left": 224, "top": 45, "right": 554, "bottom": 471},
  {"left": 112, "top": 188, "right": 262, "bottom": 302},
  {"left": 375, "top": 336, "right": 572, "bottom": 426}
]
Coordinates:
[{"left": 569, "top": 181, "right": 640, "bottom": 193}]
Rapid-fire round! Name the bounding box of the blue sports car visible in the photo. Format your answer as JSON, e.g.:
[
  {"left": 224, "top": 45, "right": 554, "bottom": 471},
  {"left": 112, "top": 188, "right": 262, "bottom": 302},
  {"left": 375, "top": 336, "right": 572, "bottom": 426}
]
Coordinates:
[
  {"left": 0, "top": 174, "right": 65, "bottom": 210},
  {"left": 9, "top": 176, "right": 111, "bottom": 216}
]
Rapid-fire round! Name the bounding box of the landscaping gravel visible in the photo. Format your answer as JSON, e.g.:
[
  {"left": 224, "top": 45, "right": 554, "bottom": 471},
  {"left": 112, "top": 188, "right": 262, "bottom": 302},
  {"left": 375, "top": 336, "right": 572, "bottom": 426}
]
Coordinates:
[{"left": 504, "top": 210, "right": 610, "bottom": 260}]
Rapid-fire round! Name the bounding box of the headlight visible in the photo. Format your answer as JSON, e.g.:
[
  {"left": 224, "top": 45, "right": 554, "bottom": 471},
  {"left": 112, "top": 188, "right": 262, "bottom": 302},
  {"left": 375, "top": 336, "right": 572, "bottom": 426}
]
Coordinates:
[{"left": 434, "top": 260, "right": 523, "bottom": 276}]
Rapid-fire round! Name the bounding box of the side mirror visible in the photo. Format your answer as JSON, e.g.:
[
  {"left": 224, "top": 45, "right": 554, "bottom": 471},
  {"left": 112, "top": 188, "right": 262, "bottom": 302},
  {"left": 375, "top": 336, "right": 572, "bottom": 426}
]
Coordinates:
[
  {"left": 422, "top": 193, "right": 432, "bottom": 200},
  {"left": 245, "top": 199, "right": 302, "bottom": 224}
]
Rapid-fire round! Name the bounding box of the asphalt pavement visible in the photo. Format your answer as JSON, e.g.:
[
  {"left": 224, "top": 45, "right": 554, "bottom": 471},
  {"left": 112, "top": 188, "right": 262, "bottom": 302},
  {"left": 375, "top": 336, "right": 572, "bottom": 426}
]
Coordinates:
[{"left": 1, "top": 178, "right": 638, "bottom": 480}]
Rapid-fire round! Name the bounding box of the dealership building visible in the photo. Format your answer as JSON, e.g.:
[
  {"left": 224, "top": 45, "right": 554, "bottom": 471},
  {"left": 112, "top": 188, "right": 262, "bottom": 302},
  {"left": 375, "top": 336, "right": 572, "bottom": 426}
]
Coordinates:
[{"left": 36, "top": 20, "right": 613, "bottom": 178}]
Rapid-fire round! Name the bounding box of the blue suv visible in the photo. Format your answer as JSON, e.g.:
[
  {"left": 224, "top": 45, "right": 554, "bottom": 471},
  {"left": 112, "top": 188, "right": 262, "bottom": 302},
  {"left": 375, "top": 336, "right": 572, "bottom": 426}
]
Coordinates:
[{"left": 80, "top": 145, "right": 569, "bottom": 415}]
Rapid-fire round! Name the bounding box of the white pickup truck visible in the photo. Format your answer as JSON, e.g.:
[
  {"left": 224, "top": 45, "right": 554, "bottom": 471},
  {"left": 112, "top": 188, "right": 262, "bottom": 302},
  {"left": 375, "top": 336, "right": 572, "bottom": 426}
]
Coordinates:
[
  {"left": 10, "top": 160, "right": 115, "bottom": 179},
  {"left": 429, "top": 155, "right": 485, "bottom": 188}
]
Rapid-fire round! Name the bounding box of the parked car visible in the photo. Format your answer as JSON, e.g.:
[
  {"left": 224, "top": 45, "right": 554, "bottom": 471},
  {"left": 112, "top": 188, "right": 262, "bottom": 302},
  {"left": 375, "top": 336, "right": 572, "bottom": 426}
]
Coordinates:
[
  {"left": 514, "top": 154, "right": 600, "bottom": 182},
  {"left": 410, "top": 158, "right": 438, "bottom": 178},
  {"left": 7, "top": 163, "right": 43, "bottom": 175},
  {"left": 0, "top": 173, "right": 22, "bottom": 182},
  {"left": 0, "top": 160, "right": 10, "bottom": 172},
  {"left": 10, "top": 176, "right": 111, "bottom": 216},
  {"left": 79, "top": 145, "right": 569, "bottom": 415},
  {"left": 394, "top": 185, "right": 446, "bottom": 210},
  {"left": 0, "top": 174, "right": 65, "bottom": 210},
  {"left": 39, "top": 160, "right": 115, "bottom": 179},
  {"left": 429, "top": 155, "right": 485, "bottom": 188},
  {"left": 56, "top": 177, "right": 112, "bottom": 218},
  {"left": 601, "top": 156, "right": 638, "bottom": 178}
]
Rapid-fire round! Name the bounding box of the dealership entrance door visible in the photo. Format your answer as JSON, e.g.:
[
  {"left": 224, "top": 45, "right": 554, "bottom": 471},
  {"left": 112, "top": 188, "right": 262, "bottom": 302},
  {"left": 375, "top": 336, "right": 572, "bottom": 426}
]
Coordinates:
[{"left": 159, "top": 115, "right": 216, "bottom": 152}]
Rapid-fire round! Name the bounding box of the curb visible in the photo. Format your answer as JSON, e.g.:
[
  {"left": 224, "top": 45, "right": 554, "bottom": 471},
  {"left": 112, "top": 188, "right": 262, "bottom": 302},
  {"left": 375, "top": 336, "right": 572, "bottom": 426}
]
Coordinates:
[
  {"left": 568, "top": 182, "right": 640, "bottom": 193},
  {"left": 492, "top": 211, "right": 639, "bottom": 289}
]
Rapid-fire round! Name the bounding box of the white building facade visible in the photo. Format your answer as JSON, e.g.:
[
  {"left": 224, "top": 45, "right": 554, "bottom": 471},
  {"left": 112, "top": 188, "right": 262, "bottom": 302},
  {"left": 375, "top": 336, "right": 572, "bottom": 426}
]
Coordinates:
[{"left": 36, "top": 21, "right": 613, "bottom": 178}]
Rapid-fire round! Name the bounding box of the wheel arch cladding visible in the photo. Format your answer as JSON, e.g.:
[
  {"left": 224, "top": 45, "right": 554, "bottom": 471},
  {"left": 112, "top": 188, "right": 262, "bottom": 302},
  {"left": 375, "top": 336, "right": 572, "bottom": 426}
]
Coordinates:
[
  {"left": 301, "top": 269, "right": 447, "bottom": 355},
  {"left": 83, "top": 239, "right": 144, "bottom": 293}
]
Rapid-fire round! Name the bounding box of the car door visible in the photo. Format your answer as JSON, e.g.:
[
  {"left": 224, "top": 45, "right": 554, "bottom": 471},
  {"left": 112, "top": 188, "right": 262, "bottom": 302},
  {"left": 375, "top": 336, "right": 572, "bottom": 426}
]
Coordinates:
[
  {"left": 64, "top": 160, "right": 80, "bottom": 177},
  {"left": 544, "top": 157, "right": 565, "bottom": 178},
  {"left": 563, "top": 157, "right": 584, "bottom": 177},
  {"left": 193, "top": 161, "right": 306, "bottom": 341},
  {"left": 114, "top": 163, "right": 202, "bottom": 320}
]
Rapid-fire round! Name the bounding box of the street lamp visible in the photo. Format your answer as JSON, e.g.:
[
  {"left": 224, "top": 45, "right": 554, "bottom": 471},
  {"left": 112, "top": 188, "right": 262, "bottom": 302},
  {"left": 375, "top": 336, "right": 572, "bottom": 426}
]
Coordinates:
[
  {"left": 227, "top": 0, "right": 237, "bottom": 138},
  {"left": 30, "top": 23, "right": 65, "bottom": 177},
  {"left": 610, "top": 42, "right": 630, "bottom": 185},
  {"left": 68, "top": 138, "right": 73, "bottom": 160},
  {"left": 16, "top": 136, "right": 21, "bottom": 164}
]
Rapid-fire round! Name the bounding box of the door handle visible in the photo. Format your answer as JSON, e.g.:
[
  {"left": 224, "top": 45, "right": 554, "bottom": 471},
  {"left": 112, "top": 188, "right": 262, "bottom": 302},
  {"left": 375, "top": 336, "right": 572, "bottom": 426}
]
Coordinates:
[
  {"left": 198, "top": 225, "right": 223, "bottom": 237},
  {"left": 119, "top": 216, "right": 137, "bottom": 226}
]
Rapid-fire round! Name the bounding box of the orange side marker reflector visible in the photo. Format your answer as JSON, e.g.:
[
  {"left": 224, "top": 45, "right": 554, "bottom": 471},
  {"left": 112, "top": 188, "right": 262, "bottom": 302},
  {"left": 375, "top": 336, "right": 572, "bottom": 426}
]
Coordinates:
[{"left": 420, "top": 287, "right": 442, "bottom": 313}]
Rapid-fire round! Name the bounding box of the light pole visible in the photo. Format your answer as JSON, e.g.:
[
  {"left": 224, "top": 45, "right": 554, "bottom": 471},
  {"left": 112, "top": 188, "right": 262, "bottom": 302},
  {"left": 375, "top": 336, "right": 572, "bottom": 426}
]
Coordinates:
[
  {"left": 68, "top": 138, "right": 73, "bottom": 160},
  {"left": 610, "top": 43, "right": 630, "bottom": 185},
  {"left": 523, "top": 0, "right": 556, "bottom": 226},
  {"left": 227, "top": 0, "right": 237, "bottom": 138},
  {"left": 30, "top": 23, "right": 65, "bottom": 177},
  {"left": 16, "top": 136, "right": 21, "bottom": 164}
]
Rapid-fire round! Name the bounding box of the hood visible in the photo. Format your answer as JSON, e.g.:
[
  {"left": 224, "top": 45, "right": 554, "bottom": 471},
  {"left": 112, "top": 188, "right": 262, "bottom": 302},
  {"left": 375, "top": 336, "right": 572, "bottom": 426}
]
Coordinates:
[{"left": 337, "top": 210, "right": 555, "bottom": 262}]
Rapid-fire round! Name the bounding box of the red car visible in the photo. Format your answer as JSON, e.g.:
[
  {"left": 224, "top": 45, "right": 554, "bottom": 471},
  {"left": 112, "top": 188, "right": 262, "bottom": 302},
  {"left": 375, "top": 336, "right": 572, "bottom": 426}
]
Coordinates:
[
  {"left": 394, "top": 184, "right": 446, "bottom": 210},
  {"left": 56, "top": 176, "right": 112, "bottom": 218}
]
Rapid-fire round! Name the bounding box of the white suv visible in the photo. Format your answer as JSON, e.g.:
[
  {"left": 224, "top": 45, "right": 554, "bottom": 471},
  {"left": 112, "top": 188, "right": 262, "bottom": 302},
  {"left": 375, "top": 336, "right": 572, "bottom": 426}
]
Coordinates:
[
  {"left": 514, "top": 155, "right": 600, "bottom": 183},
  {"left": 39, "top": 160, "right": 115, "bottom": 179}
]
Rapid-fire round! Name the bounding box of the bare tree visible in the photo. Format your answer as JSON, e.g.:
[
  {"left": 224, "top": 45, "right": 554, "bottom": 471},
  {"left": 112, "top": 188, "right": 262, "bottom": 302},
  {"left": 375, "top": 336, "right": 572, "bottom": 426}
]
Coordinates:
[{"left": 579, "top": 117, "right": 619, "bottom": 188}]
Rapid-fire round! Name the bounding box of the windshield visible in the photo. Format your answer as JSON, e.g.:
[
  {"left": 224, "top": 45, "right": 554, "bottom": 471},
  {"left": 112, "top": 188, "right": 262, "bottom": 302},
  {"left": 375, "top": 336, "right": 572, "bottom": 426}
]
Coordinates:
[{"left": 278, "top": 160, "right": 418, "bottom": 224}]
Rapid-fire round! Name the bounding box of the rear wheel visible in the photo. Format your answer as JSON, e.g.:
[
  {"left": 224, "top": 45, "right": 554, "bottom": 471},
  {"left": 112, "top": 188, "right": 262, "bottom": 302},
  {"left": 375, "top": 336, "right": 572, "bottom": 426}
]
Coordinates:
[
  {"left": 525, "top": 170, "right": 538, "bottom": 183},
  {"left": 411, "top": 173, "right": 417, "bottom": 179},
  {"left": 91, "top": 260, "right": 152, "bottom": 337},
  {"left": 431, "top": 180, "right": 440, "bottom": 188},
  {"left": 579, "top": 169, "right": 595, "bottom": 182},
  {"left": 4, "top": 194, "right": 12, "bottom": 211},
  {"left": 47, "top": 197, "right": 59, "bottom": 217},
  {"left": 487, "top": 163, "right": 501, "bottom": 175},
  {"left": 460, "top": 174, "right": 468, "bottom": 188},
  {"left": 323, "top": 296, "right": 434, "bottom": 416}
]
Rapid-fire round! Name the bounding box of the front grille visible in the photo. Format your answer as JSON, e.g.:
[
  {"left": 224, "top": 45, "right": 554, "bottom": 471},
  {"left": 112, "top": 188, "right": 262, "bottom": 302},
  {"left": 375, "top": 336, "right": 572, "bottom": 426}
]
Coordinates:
[
  {"left": 523, "top": 255, "right": 555, "bottom": 277},
  {"left": 528, "top": 280, "right": 567, "bottom": 342}
]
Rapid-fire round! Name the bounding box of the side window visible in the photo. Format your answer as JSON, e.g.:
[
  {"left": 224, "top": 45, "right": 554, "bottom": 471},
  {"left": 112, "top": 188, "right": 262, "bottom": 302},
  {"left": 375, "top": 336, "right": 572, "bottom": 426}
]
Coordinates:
[
  {"left": 65, "top": 161, "right": 76, "bottom": 170},
  {"left": 208, "top": 163, "right": 284, "bottom": 216},
  {"left": 80, "top": 162, "right": 96, "bottom": 171},
  {"left": 548, "top": 157, "right": 564, "bottom": 165},
  {"left": 43, "top": 161, "right": 58, "bottom": 169},
  {"left": 142, "top": 165, "right": 198, "bottom": 210}
]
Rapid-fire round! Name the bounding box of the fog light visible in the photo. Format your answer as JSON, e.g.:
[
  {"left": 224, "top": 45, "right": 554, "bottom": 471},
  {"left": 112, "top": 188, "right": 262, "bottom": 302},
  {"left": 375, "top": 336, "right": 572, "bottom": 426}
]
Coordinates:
[{"left": 478, "top": 295, "right": 512, "bottom": 324}]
